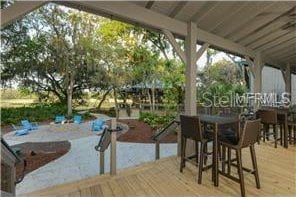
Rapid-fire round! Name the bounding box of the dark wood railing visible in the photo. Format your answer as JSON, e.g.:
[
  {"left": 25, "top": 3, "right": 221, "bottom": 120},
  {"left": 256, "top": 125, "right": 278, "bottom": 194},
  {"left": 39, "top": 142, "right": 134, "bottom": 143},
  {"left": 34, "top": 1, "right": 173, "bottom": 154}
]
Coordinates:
[{"left": 152, "top": 120, "right": 180, "bottom": 160}]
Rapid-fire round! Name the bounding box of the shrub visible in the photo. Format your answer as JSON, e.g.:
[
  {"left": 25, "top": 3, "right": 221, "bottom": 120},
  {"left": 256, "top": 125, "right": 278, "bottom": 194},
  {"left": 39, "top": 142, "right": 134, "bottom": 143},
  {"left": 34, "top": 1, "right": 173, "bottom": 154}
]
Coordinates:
[
  {"left": 89, "top": 107, "right": 116, "bottom": 117},
  {"left": 139, "top": 112, "right": 175, "bottom": 129}
]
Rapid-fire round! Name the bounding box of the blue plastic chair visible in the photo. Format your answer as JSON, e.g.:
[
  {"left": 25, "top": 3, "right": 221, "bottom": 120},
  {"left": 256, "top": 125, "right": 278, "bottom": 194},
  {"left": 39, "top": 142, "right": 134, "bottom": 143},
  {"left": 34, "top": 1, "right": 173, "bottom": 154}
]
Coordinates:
[
  {"left": 21, "top": 120, "right": 38, "bottom": 130},
  {"left": 12, "top": 124, "right": 29, "bottom": 136},
  {"left": 55, "top": 116, "right": 66, "bottom": 124},
  {"left": 92, "top": 119, "right": 105, "bottom": 131},
  {"left": 73, "top": 115, "right": 82, "bottom": 124},
  {"left": 15, "top": 129, "right": 29, "bottom": 136}
]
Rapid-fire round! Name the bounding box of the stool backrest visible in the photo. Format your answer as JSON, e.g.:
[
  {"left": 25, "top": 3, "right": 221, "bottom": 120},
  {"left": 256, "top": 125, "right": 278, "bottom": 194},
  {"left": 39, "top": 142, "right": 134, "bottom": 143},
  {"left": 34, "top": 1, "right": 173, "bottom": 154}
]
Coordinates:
[
  {"left": 180, "top": 115, "right": 203, "bottom": 141},
  {"left": 239, "top": 119, "right": 261, "bottom": 148},
  {"left": 256, "top": 110, "right": 277, "bottom": 124}
]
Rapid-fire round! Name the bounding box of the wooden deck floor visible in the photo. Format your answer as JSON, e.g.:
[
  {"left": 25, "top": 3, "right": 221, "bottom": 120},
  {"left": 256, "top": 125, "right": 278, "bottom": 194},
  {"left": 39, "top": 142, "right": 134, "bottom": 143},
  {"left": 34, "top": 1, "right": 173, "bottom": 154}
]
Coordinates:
[{"left": 24, "top": 143, "right": 296, "bottom": 197}]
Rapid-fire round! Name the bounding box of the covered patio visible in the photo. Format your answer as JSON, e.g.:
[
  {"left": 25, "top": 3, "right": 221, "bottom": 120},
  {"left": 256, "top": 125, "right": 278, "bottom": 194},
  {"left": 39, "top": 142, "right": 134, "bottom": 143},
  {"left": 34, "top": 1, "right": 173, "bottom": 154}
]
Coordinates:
[
  {"left": 1, "top": 1, "right": 296, "bottom": 197},
  {"left": 2, "top": 2, "right": 296, "bottom": 109},
  {"left": 24, "top": 143, "right": 296, "bottom": 197}
]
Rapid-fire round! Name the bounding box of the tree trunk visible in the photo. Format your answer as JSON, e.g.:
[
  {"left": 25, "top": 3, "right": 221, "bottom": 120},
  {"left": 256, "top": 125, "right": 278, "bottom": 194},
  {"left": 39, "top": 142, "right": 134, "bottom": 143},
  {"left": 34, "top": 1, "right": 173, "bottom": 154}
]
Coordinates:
[
  {"left": 97, "top": 88, "right": 112, "bottom": 110},
  {"left": 67, "top": 72, "right": 74, "bottom": 117},
  {"left": 147, "top": 88, "right": 152, "bottom": 111},
  {"left": 113, "top": 87, "right": 119, "bottom": 120},
  {"left": 151, "top": 80, "right": 155, "bottom": 112}
]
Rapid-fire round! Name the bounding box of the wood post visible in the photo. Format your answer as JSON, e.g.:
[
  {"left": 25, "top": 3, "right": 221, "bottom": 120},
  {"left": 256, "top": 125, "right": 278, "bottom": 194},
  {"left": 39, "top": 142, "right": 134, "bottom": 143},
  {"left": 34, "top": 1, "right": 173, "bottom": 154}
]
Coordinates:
[
  {"left": 110, "top": 118, "right": 117, "bottom": 176},
  {"left": 285, "top": 64, "right": 291, "bottom": 99},
  {"left": 184, "top": 22, "right": 197, "bottom": 116},
  {"left": 163, "top": 23, "right": 208, "bottom": 158},
  {"left": 155, "top": 141, "right": 160, "bottom": 160},
  {"left": 184, "top": 22, "right": 198, "bottom": 157},
  {"left": 254, "top": 53, "right": 263, "bottom": 95},
  {"left": 99, "top": 151, "right": 105, "bottom": 175},
  {"left": 246, "top": 53, "right": 263, "bottom": 110}
]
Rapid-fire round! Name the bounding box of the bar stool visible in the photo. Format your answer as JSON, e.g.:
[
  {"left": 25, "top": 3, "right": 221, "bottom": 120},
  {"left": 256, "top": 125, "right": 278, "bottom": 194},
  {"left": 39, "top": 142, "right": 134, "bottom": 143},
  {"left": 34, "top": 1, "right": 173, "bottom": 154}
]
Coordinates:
[
  {"left": 256, "top": 110, "right": 282, "bottom": 148},
  {"left": 288, "top": 113, "right": 296, "bottom": 144},
  {"left": 219, "top": 119, "right": 261, "bottom": 197},
  {"left": 179, "top": 115, "right": 213, "bottom": 184}
]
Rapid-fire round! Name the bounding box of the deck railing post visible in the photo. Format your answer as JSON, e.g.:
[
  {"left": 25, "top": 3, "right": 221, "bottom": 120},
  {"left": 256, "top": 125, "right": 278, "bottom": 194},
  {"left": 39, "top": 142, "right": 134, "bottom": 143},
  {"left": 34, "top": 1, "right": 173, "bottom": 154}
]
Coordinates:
[
  {"left": 155, "top": 141, "right": 160, "bottom": 160},
  {"left": 110, "top": 118, "right": 117, "bottom": 176},
  {"left": 99, "top": 151, "right": 105, "bottom": 175}
]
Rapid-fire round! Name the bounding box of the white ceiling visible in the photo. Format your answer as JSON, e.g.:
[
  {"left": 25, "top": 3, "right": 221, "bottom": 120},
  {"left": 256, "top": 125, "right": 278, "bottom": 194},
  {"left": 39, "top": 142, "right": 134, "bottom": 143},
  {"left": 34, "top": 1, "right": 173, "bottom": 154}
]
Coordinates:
[{"left": 132, "top": 1, "right": 296, "bottom": 71}]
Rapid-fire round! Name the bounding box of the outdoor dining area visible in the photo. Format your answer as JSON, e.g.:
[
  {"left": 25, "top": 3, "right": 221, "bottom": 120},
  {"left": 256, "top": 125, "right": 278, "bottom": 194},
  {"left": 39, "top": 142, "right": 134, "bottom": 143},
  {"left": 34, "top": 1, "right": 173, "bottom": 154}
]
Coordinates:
[
  {"left": 1, "top": 1, "right": 296, "bottom": 197},
  {"left": 178, "top": 105, "right": 296, "bottom": 197}
]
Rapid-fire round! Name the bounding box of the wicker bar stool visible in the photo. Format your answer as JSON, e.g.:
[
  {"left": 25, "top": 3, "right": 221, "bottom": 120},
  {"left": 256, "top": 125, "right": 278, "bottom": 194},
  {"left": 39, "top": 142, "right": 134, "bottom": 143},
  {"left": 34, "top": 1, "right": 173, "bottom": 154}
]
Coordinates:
[
  {"left": 219, "top": 119, "right": 261, "bottom": 197},
  {"left": 288, "top": 113, "right": 296, "bottom": 144},
  {"left": 179, "top": 115, "right": 213, "bottom": 184},
  {"left": 256, "top": 110, "right": 283, "bottom": 148}
]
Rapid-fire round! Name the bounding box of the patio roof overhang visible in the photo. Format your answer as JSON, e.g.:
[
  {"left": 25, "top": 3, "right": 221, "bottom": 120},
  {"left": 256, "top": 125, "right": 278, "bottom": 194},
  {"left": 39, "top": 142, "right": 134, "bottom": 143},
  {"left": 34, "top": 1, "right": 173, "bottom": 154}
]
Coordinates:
[
  {"left": 2, "top": 1, "right": 295, "bottom": 70},
  {"left": 1, "top": 1, "right": 295, "bottom": 112}
]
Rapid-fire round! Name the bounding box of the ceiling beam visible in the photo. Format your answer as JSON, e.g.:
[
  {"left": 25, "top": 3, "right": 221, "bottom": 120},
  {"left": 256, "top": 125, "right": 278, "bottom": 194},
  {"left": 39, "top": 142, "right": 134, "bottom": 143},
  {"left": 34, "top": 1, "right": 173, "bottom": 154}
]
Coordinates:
[
  {"left": 58, "top": 1, "right": 255, "bottom": 58},
  {"left": 240, "top": 18, "right": 289, "bottom": 46},
  {"left": 162, "top": 29, "right": 186, "bottom": 64},
  {"left": 236, "top": 6, "right": 296, "bottom": 43},
  {"left": 274, "top": 51, "right": 296, "bottom": 60},
  {"left": 282, "top": 53, "right": 296, "bottom": 61},
  {"left": 221, "top": 2, "right": 276, "bottom": 37},
  {"left": 262, "top": 37, "right": 296, "bottom": 54},
  {"left": 276, "top": 55, "right": 296, "bottom": 65},
  {"left": 251, "top": 30, "right": 291, "bottom": 50},
  {"left": 255, "top": 31, "right": 295, "bottom": 52},
  {"left": 1, "top": 1, "right": 46, "bottom": 28},
  {"left": 195, "top": 43, "right": 209, "bottom": 63},
  {"left": 209, "top": 2, "right": 248, "bottom": 33},
  {"left": 169, "top": 1, "right": 187, "bottom": 18},
  {"left": 265, "top": 44, "right": 296, "bottom": 59},
  {"left": 190, "top": 1, "right": 218, "bottom": 24}
]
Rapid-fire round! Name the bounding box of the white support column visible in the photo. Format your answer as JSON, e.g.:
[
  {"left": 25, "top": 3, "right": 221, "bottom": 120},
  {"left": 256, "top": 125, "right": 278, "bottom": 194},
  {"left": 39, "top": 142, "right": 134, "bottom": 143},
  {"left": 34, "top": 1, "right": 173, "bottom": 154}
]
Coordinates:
[
  {"left": 185, "top": 22, "right": 198, "bottom": 116},
  {"left": 183, "top": 22, "right": 198, "bottom": 157},
  {"left": 254, "top": 53, "right": 263, "bottom": 94},
  {"left": 285, "top": 64, "right": 291, "bottom": 95},
  {"left": 245, "top": 54, "right": 263, "bottom": 109},
  {"left": 253, "top": 53, "right": 263, "bottom": 110},
  {"left": 163, "top": 23, "right": 208, "bottom": 157},
  {"left": 281, "top": 64, "right": 291, "bottom": 103}
]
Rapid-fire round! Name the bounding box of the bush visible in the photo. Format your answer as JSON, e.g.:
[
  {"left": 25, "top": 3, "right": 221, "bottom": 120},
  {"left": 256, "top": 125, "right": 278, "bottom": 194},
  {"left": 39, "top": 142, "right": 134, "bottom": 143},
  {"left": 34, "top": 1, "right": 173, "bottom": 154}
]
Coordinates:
[
  {"left": 1, "top": 103, "right": 92, "bottom": 126},
  {"left": 139, "top": 112, "right": 175, "bottom": 129},
  {"left": 89, "top": 107, "right": 116, "bottom": 117}
]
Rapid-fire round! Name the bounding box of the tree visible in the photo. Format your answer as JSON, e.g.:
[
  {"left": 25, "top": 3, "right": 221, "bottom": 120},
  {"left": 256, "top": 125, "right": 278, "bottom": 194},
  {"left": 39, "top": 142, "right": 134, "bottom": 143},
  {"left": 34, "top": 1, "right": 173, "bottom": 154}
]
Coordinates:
[
  {"left": 129, "top": 45, "right": 161, "bottom": 111},
  {"left": 1, "top": 4, "right": 107, "bottom": 116},
  {"left": 197, "top": 59, "right": 246, "bottom": 106},
  {"left": 206, "top": 48, "right": 219, "bottom": 66},
  {"left": 162, "top": 59, "right": 185, "bottom": 112},
  {"left": 97, "top": 19, "right": 134, "bottom": 119}
]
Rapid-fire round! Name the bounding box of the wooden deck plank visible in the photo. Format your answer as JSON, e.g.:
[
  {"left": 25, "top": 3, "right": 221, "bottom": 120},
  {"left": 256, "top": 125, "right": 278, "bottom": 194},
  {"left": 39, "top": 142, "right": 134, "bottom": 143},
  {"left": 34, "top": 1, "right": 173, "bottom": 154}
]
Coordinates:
[
  {"left": 89, "top": 185, "right": 103, "bottom": 197},
  {"left": 100, "top": 182, "right": 114, "bottom": 197},
  {"left": 24, "top": 143, "right": 296, "bottom": 197},
  {"left": 68, "top": 191, "right": 80, "bottom": 197},
  {"left": 79, "top": 187, "right": 91, "bottom": 197}
]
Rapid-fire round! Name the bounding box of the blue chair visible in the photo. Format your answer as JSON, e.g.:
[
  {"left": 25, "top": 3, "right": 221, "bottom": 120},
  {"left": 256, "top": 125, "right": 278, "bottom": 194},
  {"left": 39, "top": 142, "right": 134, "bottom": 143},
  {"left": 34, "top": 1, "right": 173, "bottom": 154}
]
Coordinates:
[
  {"left": 73, "top": 115, "right": 82, "bottom": 124},
  {"left": 21, "top": 120, "right": 38, "bottom": 130},
  {"left": 12, "top": 124, "right": 29, "bottom": 136},
  {"left": 15, "top": 129, "right": 29, "bottom": 136},
  {"left": 92, "top": 119, "right": 105, "bottom": 131},
  {"left": 55, "top": 116, "right": 66, "bottom": 124}
]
